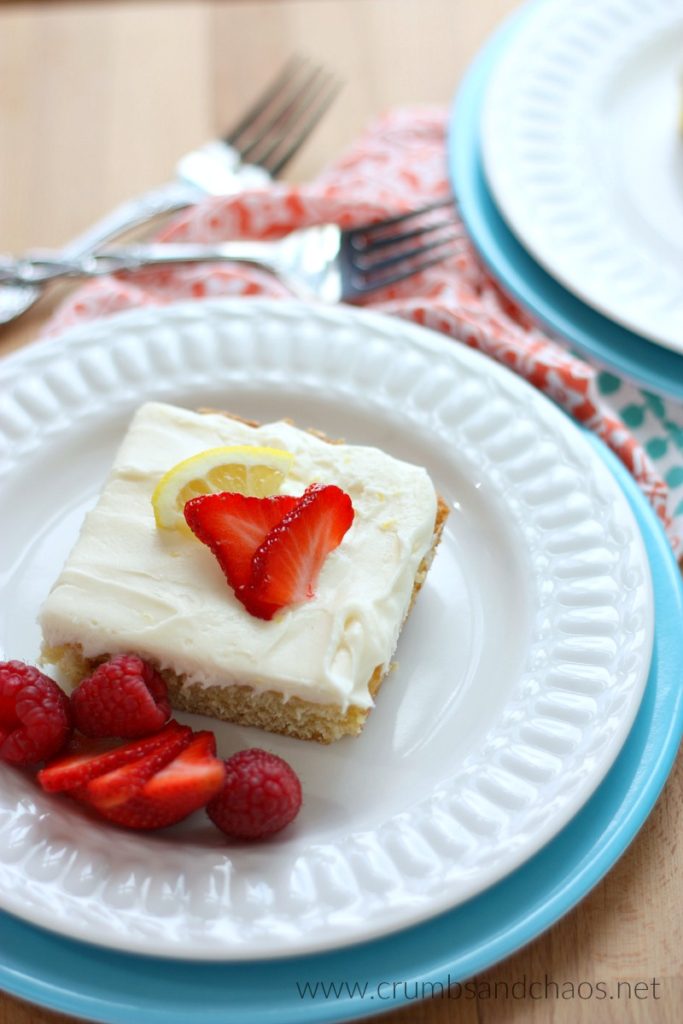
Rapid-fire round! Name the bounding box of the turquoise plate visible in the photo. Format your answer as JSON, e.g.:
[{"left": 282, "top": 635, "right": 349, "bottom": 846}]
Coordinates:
[
  {"left": 447, "top": 8, "right": 683, "bottom": 400},
  {"left": 0, "top": 430, "right": 680, "bottom": 1024}
]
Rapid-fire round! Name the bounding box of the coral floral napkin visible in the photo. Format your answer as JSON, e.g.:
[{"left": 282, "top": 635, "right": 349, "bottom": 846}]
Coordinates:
[{"left": 43, "top": 108, "right": 683, "bottom": 553}]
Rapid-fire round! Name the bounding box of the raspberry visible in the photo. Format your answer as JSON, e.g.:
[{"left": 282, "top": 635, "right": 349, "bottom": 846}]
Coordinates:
[
  {"left": 206, "top": 748, "right": 302, "bottom": 839},
  {"left": 0, "top": 661, "right": 72, "bottom": 765},
  {"left": 71, "top": 655, "right": 171, "bottom": 739}
]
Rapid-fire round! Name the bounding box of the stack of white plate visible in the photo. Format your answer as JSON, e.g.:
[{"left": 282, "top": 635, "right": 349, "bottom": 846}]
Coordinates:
[{"left": 449, "top": 0, "right": 683, "bottom": 399}]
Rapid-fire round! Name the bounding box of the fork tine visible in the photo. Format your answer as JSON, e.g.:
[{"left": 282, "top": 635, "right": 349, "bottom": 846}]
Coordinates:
[
  {"left": 236, "top": 65, "right": 333, "bottom": 164},
  {"left": 262, "top": 77, "right": 343, "bottom": 177},
  {"left": 350, "top": 215, "right": 461, "bottom": 255},
  {"left": 242, "top": 66, "right": 336, "bottom": 167},
  {"left": 223, "top": 56, "right": 307, "bottom": 146},
  {"left": 348, "top": 198, "right": 457, "bottom": 243},
  {"left": 351, "top": 242, "right": 462, "bottom": 297},
  {"left": 354, "top": 228, "right": 462, "bottom": 274}
]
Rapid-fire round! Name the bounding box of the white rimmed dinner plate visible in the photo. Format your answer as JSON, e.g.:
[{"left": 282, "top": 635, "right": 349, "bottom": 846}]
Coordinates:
[
  {"left": 482, "top": 0, "right": 683, "bottom": 355},
  {"left": 0, "top": 299, "right": 653, "bottom": 960}
]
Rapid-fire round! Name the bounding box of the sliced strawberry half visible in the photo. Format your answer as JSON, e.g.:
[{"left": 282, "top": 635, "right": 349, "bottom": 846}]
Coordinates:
[
  {"left": 37, "top": 721, "right": 191, "bottom": 794},
  {"left": 84, "top": 731, "right": 226, "bottom": 830},
  {"left": 184, "top": 492, "right": 299, "bottom": 589},
  {"left": 239, "top": 484, "right": 354, "bottom": 620},
  {"left": 76, "top": 727, "right": 193, "bottom": 810}
]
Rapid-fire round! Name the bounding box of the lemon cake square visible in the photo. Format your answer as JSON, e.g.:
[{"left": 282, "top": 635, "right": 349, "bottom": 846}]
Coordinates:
[{"left": 40, "top": 402, "right": 446, "bottom": 743}]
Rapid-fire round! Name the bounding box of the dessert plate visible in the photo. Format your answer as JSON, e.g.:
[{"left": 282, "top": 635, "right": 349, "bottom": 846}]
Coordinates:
[
  {"left": 448, "top": 4, "right": 683, "bottom": 401},
  {"left": 0, "top": 298, "right": 653, "bottom": 960},
  {"left": 481, "top": 0, "right": 683, "bottom": 354},
  {"left": 0, "top": 430, "right": 680, "bottom": 1024}
]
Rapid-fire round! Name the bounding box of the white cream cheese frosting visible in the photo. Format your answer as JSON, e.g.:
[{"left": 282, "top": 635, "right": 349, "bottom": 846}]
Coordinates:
[{"left": 40, "top": 402, "right": 438, "bottom": 711}]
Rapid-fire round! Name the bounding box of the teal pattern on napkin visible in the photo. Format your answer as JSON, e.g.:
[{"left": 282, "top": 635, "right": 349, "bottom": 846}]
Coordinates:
[{"left": 597, "top": 373, "right": 683, "bottom": 527}]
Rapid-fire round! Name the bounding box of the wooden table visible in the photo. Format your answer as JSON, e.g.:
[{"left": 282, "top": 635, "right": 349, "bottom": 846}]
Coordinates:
[{"left": 0, "top": 2, "right": 680, "bottom": 1022}]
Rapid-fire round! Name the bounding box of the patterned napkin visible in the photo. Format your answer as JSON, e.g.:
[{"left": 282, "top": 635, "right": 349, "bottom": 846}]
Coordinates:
[{"left": 43, "top": 108, "right": 683, "bottom": 553}]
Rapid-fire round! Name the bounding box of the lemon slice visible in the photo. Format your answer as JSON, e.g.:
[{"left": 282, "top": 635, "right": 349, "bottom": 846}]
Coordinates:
[{"left": 152, "top": 445, "right": 294, "bottom": 530}]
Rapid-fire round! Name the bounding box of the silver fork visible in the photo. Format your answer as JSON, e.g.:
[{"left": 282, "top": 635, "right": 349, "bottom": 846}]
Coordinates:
[
  {"left": 0, "top": 57, "right": 340, "bottom": 327},
  {"left": 0, "top": 200, "right": 461, "bottom": 303}
]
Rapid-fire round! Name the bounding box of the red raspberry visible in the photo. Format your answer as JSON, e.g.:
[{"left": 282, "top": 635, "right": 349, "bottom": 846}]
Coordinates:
[
  {"left": 206, "top": 748, "right": 302, "bottom": 840},
  {"left": 71, "top": 655, "right": 171, "bottom": 739},
  {"left": 0, "top": 661, "right": 72, "bottom": 765}
]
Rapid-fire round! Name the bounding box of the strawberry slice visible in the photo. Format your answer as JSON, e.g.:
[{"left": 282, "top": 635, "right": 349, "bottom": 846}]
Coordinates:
[
  {"left": 37, "top": 721, "right": 191, "bottom": 793},
  {"left": 184, "top": 492, "right": 299, "bottom": 589},
  {"left": 239, "top": 484, "right": 354, "bottom": 620},
  {"left": 82, "top": 731, "right": 226, "bottom": 830},
  {"left": 76, "top": 727, "right": 193, "bottom": 809}
]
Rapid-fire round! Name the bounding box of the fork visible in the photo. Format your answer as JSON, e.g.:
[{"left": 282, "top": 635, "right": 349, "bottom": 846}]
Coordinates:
[
  {"left": 0, "top": 57, "right": 340, "bottom": 327},
  {"left": 0, "top": 200, "right": 461, "bottom": 303}
]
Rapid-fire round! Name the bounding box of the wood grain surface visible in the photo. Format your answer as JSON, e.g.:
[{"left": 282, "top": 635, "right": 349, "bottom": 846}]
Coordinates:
[{"left": 0, "top": 2, "right": 680, "bottom": 1023}]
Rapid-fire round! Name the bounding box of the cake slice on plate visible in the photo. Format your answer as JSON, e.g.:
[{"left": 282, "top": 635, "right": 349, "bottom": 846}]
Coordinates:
[{"left": 40, "top": 402, "right": 447, "bottom": 743}]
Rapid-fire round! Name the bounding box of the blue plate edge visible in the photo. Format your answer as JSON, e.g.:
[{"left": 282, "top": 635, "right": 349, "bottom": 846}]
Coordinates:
[{"left": 446, "top": 8, "right": 683, "bottom": 400}]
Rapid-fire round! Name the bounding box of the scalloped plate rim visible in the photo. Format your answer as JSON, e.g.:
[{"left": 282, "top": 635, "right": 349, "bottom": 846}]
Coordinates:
[{"left": 0, "top": 298, "right": 654, "bottom": 960}]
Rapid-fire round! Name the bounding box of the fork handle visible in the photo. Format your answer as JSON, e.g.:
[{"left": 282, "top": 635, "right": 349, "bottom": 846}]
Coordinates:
[
  {"left": 58, "top": 182, "right": 203, "bottom": 259},
  {"left": 0, "top": 181, "right": 205, "bottom": 324},
  {"left": 0, "top": 241, "right": 292, "bottom": 285}
]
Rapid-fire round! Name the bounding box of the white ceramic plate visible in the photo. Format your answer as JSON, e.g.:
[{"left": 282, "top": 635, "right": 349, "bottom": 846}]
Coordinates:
[
  {"left": 0, "top": 299, "right": 652, "bottom": 960},
  {"left": 482, "top": 0, "right": 683, "bottom": 354}
]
